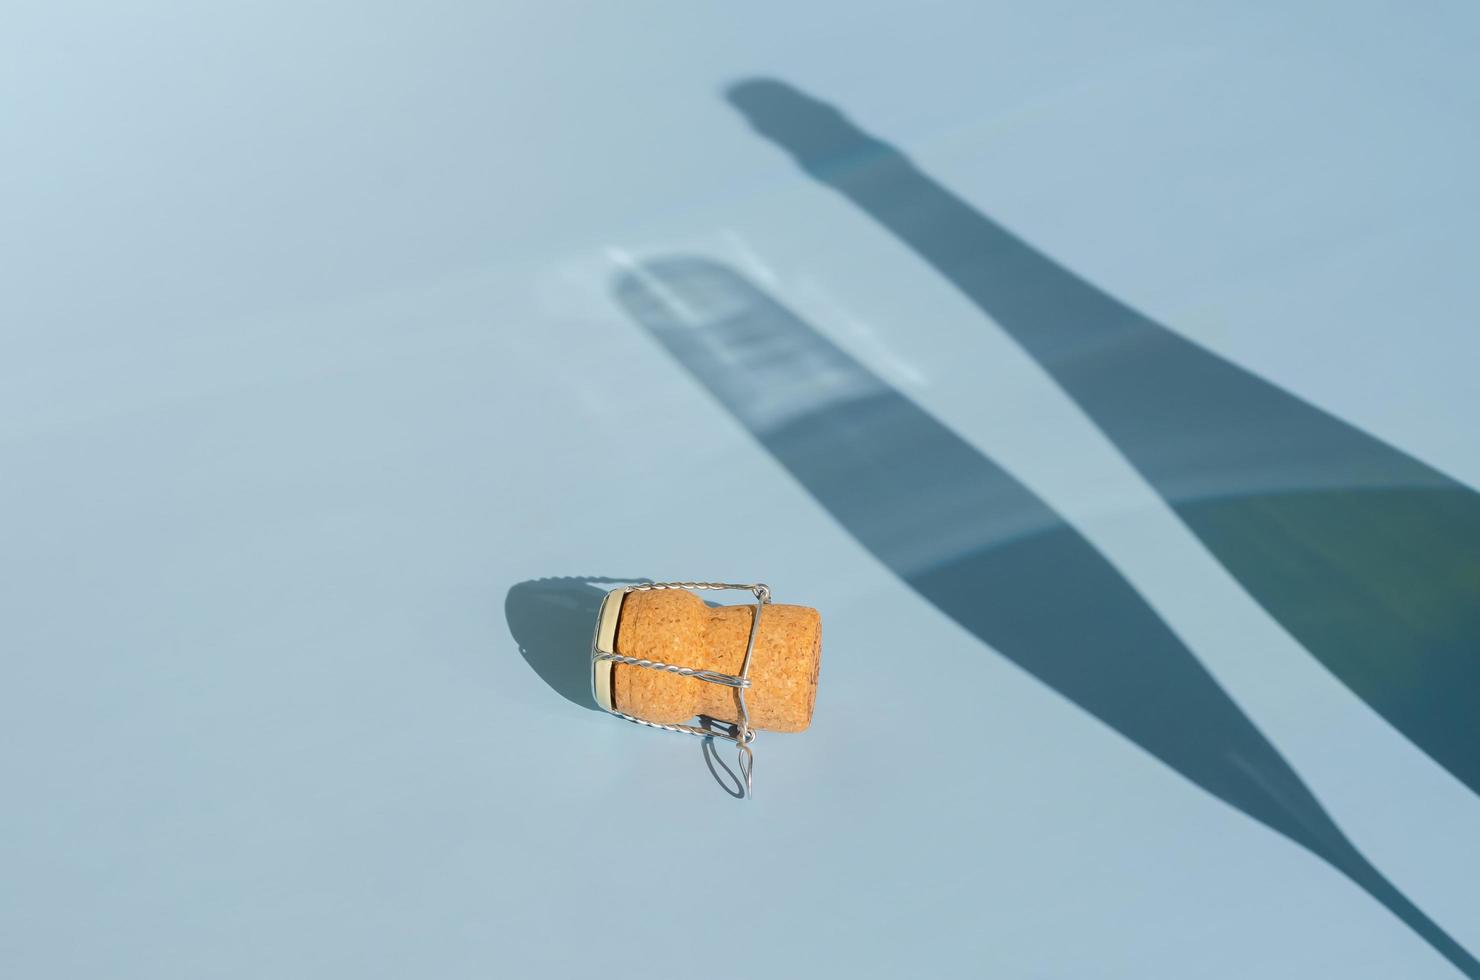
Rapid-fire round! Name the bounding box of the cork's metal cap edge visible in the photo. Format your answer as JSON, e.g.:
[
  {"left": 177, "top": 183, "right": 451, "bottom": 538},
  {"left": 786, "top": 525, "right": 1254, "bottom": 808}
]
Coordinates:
[{"left": 590, "top": 587, "right": 627, "bottom": 713}]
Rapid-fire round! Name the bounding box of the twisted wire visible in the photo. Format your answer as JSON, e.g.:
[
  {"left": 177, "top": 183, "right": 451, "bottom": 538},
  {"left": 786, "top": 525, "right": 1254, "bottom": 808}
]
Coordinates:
[
  {"left": 628, "top": 581, "right": 772, "bottom": 604},
  {"left": 592, "top": 652, "right": 751, "bottom": 689},
  {"left": 608, "top": 710, "right": 757, "bottom": 744}
]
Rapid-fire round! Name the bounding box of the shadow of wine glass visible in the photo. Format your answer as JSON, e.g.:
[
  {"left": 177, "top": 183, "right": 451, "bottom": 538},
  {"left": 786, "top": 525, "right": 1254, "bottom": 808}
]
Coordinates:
[{"left": 612, "top": 254, "right": 1477, "bottom": 976}]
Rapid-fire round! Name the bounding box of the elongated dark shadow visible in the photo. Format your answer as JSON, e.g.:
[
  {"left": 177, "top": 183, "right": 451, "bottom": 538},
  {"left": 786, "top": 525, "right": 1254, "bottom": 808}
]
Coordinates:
[
  {"left": 613, "top": 258, "right": 1476, "bottom": 976},
  {"left": 725, "top": 78, "right": 1480, "bottom": 806}
]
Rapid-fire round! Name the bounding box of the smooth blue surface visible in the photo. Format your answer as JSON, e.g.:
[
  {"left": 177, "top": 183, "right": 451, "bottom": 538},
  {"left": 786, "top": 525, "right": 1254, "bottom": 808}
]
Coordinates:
[{"left": 3, "top": 3, "right": 1479, "bottom": 977}]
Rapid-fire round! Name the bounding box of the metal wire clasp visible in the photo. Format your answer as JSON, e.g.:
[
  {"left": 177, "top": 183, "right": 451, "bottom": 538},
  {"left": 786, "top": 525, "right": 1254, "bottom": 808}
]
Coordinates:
[{"left": 590, "top": 581, "right": 771, "bottom": 798}]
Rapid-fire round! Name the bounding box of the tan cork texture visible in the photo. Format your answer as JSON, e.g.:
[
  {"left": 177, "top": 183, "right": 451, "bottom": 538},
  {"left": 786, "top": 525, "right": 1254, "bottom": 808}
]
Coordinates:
[{"left": 612, "top": 589, "right": 821, "bottom": 733}]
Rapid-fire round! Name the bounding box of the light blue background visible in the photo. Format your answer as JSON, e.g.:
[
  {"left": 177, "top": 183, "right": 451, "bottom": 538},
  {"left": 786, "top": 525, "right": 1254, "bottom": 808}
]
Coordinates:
[{"left": 3, "top": 3, "right": 1478, "bottom": 977}]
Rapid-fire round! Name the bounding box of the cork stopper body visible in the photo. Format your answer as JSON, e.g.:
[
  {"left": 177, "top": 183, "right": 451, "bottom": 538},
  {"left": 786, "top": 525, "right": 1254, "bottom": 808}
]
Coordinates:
[{"left": 612, "top": 589, "right": 821, "bottom": 733}]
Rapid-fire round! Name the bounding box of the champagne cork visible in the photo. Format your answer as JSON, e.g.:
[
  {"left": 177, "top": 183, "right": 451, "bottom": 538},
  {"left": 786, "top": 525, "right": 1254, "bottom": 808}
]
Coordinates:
[{"left": 596, "top": 588, "right": 821, "bottom": 733}]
